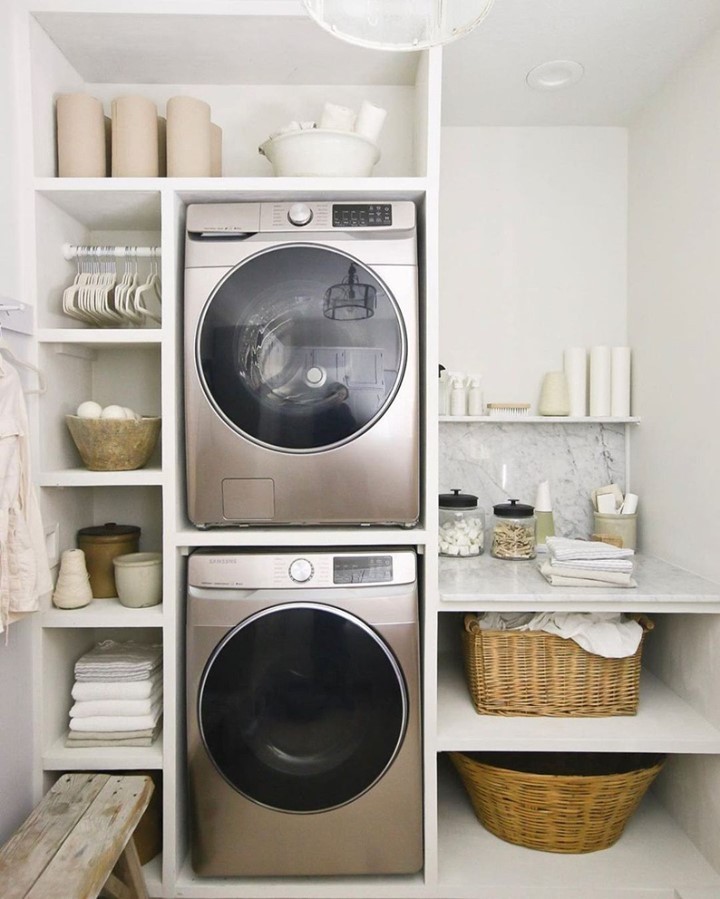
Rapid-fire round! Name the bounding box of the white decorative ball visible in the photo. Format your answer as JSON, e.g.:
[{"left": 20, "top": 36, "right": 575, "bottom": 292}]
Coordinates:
[
  {"left": 100, "top": 404, "right": 127, "bottom": 420},
  {"left": 122, "top": 407, "right": 136, "bottom": 420},
  {"left": 76, "top": 401, "right": 103, "bottom": 419}
]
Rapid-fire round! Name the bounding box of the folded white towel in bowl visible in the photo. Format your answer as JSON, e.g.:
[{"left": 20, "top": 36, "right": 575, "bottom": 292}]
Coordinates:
[
  {"left": 71, "top": 674, "right": 162, "bottom": 701},
  {"left": 70, "top": 686, "right": 162, "bottom": 718}
]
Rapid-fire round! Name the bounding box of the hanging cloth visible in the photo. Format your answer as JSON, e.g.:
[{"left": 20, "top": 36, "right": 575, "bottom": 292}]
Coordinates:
[{"left": 0, "top": 354, "right": 52, "bottom": 634}]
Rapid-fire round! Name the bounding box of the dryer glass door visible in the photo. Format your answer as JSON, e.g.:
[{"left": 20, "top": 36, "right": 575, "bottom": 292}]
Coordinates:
[
  {"left": 197, "top": 245, "right": 406, "bottom": 451},
  {"left": 198, "top": 603, "right": 408, "bottom": 813}
]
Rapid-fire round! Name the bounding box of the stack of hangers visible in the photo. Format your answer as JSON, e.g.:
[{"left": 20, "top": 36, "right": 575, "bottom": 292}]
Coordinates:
[
  {"left": 539, "top": 536, "right": 637, "bottom": 588},
  {"left": 66, "top": 640, "right": 163, "bottom": 748}
]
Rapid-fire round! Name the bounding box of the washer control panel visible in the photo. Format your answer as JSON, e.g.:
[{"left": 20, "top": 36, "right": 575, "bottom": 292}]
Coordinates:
[{"left": 188, "top": 550, "right": 416, "bottom": 589}]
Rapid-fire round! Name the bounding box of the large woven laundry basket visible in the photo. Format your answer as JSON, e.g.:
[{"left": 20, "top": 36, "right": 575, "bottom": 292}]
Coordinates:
[
  {"left": 450, "top": 751, "right": 665, "bottom": 854},
  {"left": 461, "top": 613, "right": 653, "bottom": 716}
]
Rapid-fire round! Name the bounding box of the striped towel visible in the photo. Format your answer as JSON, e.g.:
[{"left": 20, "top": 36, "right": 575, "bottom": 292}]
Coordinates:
[
  {"left": 72, "top": 674, "right": 162, "bottom": 701},
  {"left": 550, "top": 558, "right": 634, "bottom": 573},
  {"left": 546, "top": 536, "right": 635, "bottom": 562}
]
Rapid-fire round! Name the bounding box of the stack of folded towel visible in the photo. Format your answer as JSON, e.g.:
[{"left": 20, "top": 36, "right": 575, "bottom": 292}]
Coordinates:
[
  {"left": 539, "top": 536, "right": 637, "bottom": 588},
  {"left": 66, "top": 640, "right": 163, "bottom": 748}
]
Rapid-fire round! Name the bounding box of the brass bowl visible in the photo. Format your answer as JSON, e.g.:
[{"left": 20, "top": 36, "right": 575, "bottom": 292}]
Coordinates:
[{"left": 66, "top": 415, "right": 161, "bottom": 471}]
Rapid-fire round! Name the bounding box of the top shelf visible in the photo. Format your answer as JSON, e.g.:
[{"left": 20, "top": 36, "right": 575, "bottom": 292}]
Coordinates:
[{"left": 439, "top": 416, "right": 641, "bottom": 424}]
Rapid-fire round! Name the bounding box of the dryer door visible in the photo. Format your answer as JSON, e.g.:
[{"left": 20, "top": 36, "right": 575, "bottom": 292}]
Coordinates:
[
  {"left": 196, "top": 244, "right": 406, "bottom": 452},
  {"left": 198, "top": 602, "right": 408, "bottom": 813}
]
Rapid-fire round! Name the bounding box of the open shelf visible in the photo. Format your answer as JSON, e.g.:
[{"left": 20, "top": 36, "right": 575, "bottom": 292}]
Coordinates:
[
  {"left": 42, "top": 596, "right": 165, "bottom": 628},
  {"left": 436, "top": 653, "right": 720, "bottom": 754},
  {"left": 175, "top": 526, "right": 428, "bottom": 548},
  {"left": 37, "top": 329, "right": 162, "bottom": 345},
  {"left": 38, "top": 468, "right": 163, "bottom": 487},
  {"left": 42, "top": 733, "right": 163, "bottom": 771},
  {"left": 437, "top": 758, "right": 720, "bottom": 899},
  {"left": 439, "top": 416, "right": 641, "bottom": 424}
]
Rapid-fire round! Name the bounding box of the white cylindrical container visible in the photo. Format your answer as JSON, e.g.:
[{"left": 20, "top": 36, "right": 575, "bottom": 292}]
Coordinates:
[
  {"left": 56, "top": 93, "right": 107, "bottom": 177},
  {"left": 166, "top": 96, "right": 212, "bottom": 177},
  {"left": 111, "top": 95, "right": 159, "bottom": 177},
  {"left": 113, "top": 552, "right": 163, "bottom": 608},
  {"left": 564, "top": 347, "right": 587, "bottom": 417},
  {"left": 355, "top": 101, "right": 387, "bottom": 144},
  {"left": 449, "top": 378, "right": 467, "bottom": 416},
  {"left": 589, "top": 346, "right": 612, "bottom": 416},
  {"left": 611, "top": 346, "right": 631, "bottom": 416}
]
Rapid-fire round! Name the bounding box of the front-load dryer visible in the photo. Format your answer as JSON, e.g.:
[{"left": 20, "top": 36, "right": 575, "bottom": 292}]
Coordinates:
[
  {"left": 186, "top": 548, "right": 423, "bottom": 876},
  {"left": 184, "top": 201, "right": 419, "bottom": 526}
]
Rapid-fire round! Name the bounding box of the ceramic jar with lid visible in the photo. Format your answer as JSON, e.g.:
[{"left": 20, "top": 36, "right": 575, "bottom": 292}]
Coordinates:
[
  {"left": 77, "top": 522, "right": 141, "bottom": 597},
  {"left": 439, "top": 489, "right": 485, "bottom": 557},
  {"left": 491, "top": 499, "right": 536, "bottom": 560}
]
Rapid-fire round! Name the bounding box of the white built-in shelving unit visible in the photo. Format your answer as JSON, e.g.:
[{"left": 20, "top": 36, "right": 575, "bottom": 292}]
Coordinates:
[{"left": 17, "top": 1, "right": 720, "bottom": 897}]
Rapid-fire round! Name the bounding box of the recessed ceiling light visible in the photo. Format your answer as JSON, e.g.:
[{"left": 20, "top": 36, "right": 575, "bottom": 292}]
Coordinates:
[{"left": 526, "top": 60, "right": 585, "bottom": 91}]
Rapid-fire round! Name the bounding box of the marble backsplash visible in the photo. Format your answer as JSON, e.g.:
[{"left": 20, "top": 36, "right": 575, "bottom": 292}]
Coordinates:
[{"left": 440, "top": 422, "right": 627, "bottom": 539}]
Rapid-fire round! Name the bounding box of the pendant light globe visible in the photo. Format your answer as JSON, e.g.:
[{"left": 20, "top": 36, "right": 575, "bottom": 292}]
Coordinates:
[{"left": 301, "top": 0, "right": 495, "bottom": 51}]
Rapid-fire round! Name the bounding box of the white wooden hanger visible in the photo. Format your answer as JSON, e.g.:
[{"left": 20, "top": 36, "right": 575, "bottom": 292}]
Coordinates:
[{"left": 0, "top": 317, "right": 47, "bottom": 394}]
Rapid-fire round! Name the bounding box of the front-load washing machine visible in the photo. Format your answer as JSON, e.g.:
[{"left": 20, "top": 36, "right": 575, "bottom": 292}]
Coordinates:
[
  {"left": 184, "top": 201, "right": 419, "bottom": 527},
  {"left": 186, "top": 548, "right": 422, "bottom": 877}
]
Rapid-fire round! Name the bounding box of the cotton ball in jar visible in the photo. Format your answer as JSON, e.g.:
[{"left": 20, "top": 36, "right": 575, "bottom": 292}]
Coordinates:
[
  {"left": 122, "top": 407, "right": 137, "bottom": 420},
  {"left": 438, "top": 515, "right": 486, "bottom": 557},
  {"left": 76, "top": 401, "right": 103, "bottom": 419},
  {"left": 100, "top": 404, "right": 128, "bottom": 420}
]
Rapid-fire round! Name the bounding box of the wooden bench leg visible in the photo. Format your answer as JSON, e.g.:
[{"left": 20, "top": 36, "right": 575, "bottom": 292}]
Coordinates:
[{"left": 102, "top": 837, "right": 149, "bottom": 899}]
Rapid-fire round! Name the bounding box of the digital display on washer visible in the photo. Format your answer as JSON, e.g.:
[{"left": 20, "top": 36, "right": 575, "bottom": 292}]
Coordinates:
[
  {"left": 333, "top": 555, "right": 393, "bottom": 584},
  {"left": 332, "top": 204, "right": 392, "bottom": 228}
]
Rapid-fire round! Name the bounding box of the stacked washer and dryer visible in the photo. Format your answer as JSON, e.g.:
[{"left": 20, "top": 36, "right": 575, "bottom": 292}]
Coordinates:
[{"left": 183, "top": 201, "right": 423, "bottom": 877}]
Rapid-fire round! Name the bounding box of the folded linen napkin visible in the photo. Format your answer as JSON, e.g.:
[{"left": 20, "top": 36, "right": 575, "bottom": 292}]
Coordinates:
[
  {"left": 71, "top": 674, "right": 162, "bottom": 701},
  {"left": 74, "top": 641, "right": 162, "bottom": 682},
  {"left": 541, "top": 562, "right": 635, "bottom": 585},
  {"left": 68, "top": 698, "right": 162, "bottom": 732},
  {"left": 539, "top": 561, "right": 637, "bottom": 588},
  {"left": 70, "top": 686, "right": 162, "bottom": 718},
  {"left": 546, "top": 536, "right": 635, "bottom": 562},
  {"left": 550, "top": 558, "right": 634, "bottom": 573},
  {"left": 65, "top": 723, "right": 161, "bottom": 748}
]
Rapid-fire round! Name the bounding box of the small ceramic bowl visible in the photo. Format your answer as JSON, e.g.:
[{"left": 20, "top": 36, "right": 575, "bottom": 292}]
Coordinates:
[{"left": 113, "top": 552, "right": 162, "bottom": 608}]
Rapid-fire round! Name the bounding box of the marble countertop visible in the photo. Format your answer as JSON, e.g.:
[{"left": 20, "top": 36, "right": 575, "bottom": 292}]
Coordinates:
[{"left": 438, "top": 553, "right": 720, "bottom": 612}]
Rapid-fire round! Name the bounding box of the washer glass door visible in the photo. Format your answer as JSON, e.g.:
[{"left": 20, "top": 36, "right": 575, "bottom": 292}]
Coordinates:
[
  {"left": 196, "top": 244, "right": 406, "bottom": 451},
  {"left": 198, "top": 603, "right": 408, "bottom": 813}
]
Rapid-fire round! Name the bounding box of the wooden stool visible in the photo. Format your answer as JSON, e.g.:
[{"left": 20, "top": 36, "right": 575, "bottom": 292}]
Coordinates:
[{"left": 0, "top": 772, "right": 155, "bottom": 899}]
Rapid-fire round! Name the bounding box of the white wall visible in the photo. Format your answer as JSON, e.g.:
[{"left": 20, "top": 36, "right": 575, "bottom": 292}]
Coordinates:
[
  {"left": 628, "top": 26, "right": 720, "bottom": 873},
  {"left": 439, "top": 127, "right": 627, "bottom": 411},
  {"left": 0, "top": 0, "right": 36, "bottom": 845}
]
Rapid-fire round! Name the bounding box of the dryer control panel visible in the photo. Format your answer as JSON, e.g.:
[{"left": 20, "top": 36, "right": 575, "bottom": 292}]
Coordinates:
[{"left": 188, "top": 549, "right": 416, "bottom": 589}]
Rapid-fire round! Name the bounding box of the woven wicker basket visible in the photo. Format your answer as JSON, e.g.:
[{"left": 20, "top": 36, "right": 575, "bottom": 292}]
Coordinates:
[
  {"left": 461, "top": 613, "right": 653, "bottom": 717},
  {"left": 450, "top": 751, "right": 665, "bottom": 854}
]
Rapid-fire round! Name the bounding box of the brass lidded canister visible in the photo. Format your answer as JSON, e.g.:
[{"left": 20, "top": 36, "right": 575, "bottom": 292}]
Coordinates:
[{"left": 77, "top": 522, "right": 141, "bottom": 597}]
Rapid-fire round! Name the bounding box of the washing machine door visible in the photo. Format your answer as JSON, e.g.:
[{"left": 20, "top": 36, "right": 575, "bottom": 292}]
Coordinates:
[
  {"left": 198, "top": 602, "right": 408, "bottom": 813},
  {"left": 196, "top": 244, "right": 406, "bottom": 451}
]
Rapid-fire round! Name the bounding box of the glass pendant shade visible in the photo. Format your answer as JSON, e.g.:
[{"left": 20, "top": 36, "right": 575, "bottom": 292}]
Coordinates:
[
  {"left": 302, "top": 0, "right": 495, "bottom": 51},
  {"left": 324, "top": 263, "right": 377, "bottom": 320}
]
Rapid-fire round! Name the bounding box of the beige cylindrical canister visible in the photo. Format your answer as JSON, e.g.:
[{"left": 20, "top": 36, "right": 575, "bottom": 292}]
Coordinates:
[
  {"left": 77, "top": 522, "right": 141, "bottom": 597},
  {"left": 56, "top": 93, "right": 107, "bottom": 177},
  {"left": 111, "top": 95, "right": 159, "bottom": 177},
  {"left": 592, "top": 512, "right": 637, "bottom": 550},
  {"left": 210, "top": 122, "right": 223, "bottom": 177},
  {"left": 166, "top": 96, "right": 212, "bottom": 177}
]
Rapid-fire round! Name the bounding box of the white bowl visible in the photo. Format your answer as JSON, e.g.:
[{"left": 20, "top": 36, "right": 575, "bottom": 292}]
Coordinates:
[
  {"left": 259, "top": 129, "right": 380, "bottom": 177},
  {"left": 113, "top": 552, "right": 162, "bottom": 608}
]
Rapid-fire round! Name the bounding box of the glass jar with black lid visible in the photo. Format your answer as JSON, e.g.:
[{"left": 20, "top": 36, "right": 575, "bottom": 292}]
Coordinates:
[
  {"left": 491, "top": 499, "right": 536, "bottom": 560},
  {"left": 439, "top": 489, "right": 485, "bottom": 557}
]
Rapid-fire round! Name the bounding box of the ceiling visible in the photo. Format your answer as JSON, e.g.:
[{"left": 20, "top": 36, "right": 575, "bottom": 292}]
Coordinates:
[{"left": 441, "top": 0, "right": 720, "bottom": 125}]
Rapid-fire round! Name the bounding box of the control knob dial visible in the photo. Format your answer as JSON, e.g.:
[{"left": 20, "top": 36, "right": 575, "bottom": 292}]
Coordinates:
[
  {"left": 287, "top": 203, "right": 313, "bottom": 227},
  {"left": 289, "top": 558, "right": 314, "bottom": 583}
]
